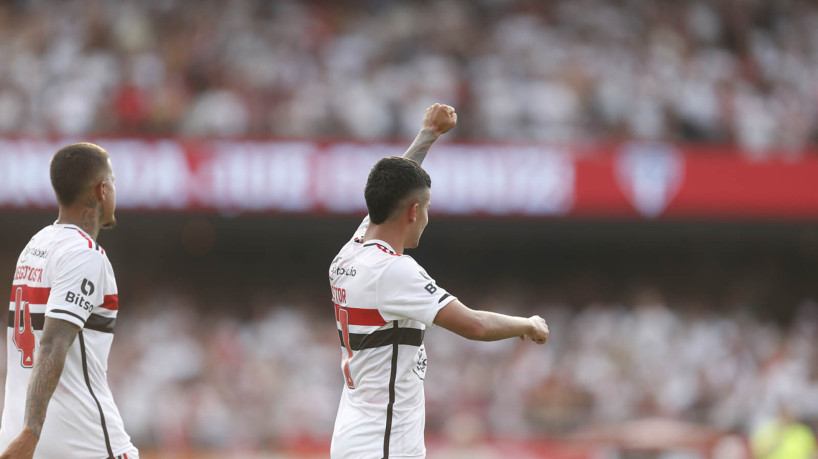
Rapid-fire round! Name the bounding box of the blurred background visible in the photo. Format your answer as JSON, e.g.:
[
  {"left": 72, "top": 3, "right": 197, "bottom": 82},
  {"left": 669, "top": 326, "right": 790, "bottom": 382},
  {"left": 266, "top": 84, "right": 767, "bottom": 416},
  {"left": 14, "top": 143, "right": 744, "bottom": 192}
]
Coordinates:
[{"left": 1, "top": 0, "right": 818, "bottom": 458}]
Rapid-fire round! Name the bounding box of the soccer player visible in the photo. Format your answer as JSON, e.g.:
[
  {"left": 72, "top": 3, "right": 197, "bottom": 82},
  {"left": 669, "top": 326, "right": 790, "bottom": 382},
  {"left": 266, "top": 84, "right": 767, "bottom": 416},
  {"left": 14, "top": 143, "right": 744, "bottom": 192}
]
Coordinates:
[
  {"left": 0, "top": 143, "right": 137, "bottom": 458},
  {"left": 329, "top": 104, "right": 550, "bottom": 458}
]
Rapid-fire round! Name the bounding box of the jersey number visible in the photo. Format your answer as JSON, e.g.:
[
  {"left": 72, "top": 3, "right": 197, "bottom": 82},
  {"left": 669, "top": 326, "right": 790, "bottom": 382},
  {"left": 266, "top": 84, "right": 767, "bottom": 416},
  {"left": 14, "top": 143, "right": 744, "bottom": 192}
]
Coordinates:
[
  {"left": 13, "top": 287, "right": 36, "bottom": 368},
  {"left": 337, "top": 307, "right": 356, "bottom": 389}
]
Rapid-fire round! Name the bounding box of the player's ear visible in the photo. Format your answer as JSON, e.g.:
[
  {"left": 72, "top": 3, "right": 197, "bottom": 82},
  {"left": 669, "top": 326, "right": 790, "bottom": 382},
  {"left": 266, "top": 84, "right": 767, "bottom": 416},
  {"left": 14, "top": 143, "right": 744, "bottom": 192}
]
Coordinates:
[
  {"left": 94, "top": 180, "right": 107, "bottom": 202},
  {"left": 408, "top": 202, "right": 419, "bottom": 223}
]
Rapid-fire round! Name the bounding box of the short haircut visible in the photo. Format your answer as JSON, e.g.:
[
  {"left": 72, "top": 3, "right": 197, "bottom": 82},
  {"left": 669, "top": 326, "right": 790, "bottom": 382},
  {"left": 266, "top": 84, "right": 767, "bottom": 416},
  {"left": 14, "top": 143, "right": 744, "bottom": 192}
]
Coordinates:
[
  {"left": 50, "top": 143, "right": 110, "bottom": 206},
  {"left": 365, "top": 156, "right": 431, "bottom": 224}
]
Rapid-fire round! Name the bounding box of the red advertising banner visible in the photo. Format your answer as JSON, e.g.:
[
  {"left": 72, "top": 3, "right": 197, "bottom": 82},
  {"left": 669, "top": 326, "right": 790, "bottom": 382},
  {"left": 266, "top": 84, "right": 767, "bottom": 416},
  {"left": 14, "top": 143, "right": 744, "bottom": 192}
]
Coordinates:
[{"left": 0, "top": 139, "right": 815, "bottom": 219}]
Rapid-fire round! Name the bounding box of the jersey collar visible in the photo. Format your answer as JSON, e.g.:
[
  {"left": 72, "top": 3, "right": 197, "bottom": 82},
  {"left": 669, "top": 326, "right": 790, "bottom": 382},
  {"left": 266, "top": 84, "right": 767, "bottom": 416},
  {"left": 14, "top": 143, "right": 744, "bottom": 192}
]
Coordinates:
[
  {"left": 53, "top": 222, "right": 92, "bottom": 238},
  {"left": 362, "top": 239, "right": 400, "bottom": 256}
]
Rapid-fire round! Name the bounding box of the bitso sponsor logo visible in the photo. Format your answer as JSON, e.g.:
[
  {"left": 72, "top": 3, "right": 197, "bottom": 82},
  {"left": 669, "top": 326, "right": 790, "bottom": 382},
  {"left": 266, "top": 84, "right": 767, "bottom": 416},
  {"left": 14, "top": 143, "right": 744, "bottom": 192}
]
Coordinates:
[
  {"left": 65, "top": 278, "right": 96, "bottom": 312},
  {"left": 81, "top": 278, "right": 95, "bottom": 296}
]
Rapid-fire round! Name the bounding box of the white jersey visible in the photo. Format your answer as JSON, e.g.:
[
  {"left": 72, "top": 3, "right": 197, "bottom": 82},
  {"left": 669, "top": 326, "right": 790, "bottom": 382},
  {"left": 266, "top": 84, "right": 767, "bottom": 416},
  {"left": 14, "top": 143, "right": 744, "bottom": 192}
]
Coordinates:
[
  {"left": 329, "top": 218, "right": 456, "bottom": 459},
  {"left": 0, "top": 223, "right": 135, "bottom": 458}
]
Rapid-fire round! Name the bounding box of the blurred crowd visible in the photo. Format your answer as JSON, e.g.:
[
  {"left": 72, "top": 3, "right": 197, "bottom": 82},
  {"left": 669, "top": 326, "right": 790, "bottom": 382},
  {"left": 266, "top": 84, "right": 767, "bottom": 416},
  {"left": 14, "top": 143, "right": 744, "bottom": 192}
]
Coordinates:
[
  {"left": 0, "top": 288, "right": 813, "bottom": 451},
  {"left": 0, "top": 0, "right": 817, "bottom": 155}
]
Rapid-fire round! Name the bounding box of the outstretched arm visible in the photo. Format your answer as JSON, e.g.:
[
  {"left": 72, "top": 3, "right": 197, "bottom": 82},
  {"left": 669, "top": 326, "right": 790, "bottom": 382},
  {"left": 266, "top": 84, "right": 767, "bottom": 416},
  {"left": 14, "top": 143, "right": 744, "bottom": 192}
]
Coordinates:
[
  {"left": 0, "top": 318, "right": 80, "bottom": 459},
  {"left": 402, "top": 103, "right": 457, "bottom": 166},
  {"left": 434, "top": 299, "right": 549, "bottom": 344},
  {"left": 350, "top": 103, "right": 457, "bottom": 241}
]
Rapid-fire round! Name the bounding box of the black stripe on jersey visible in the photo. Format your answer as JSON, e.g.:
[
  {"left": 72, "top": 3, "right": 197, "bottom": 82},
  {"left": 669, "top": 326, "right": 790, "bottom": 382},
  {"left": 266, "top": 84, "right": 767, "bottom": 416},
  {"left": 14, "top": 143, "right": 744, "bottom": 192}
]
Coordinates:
[
  {"left": 50, "top": 308, "right": 86, "bottom": 324},
  {"left": 7, "top": 311, "right": 116, "bottom": 334},
  {"left": 438, "top": 293, "right": 451, "bottom": 304},
  {"left": 78, "top": 331, "right": 114, "bottom": 457},
  {"left": 85, "top": 314, "right": 116, "bottom": 333},
  {"left": 383, "top": 321, "right": 401, "bottom": 459},
  {"left": 336, "top": 327, "right": 424, "bottom": 351}
]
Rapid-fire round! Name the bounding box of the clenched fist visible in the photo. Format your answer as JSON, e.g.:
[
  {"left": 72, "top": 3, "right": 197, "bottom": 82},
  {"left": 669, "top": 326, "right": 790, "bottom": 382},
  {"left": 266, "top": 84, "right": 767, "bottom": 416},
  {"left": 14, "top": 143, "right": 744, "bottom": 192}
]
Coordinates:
[
  {"left": 521, "top": 315, "right": 549, "bottom": 344},
  {"left": 422, "top": 103, "right": 457, "bottom": 136}
]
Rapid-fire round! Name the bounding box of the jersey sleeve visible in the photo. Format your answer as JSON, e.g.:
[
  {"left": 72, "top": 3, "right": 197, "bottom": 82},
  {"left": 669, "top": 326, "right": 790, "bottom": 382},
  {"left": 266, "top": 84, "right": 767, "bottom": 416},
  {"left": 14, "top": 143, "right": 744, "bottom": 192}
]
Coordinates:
[
  {"left": 45, "top": 246, "right": 106, "bottom": 328},
  {"left": 378, "top": 257, "right": 457, "bottom": 327}
]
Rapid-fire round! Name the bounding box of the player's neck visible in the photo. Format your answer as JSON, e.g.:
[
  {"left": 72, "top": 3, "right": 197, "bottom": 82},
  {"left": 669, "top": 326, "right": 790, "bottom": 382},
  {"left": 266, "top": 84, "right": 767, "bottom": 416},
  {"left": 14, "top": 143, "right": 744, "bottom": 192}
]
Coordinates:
[
  {"left": 365, "top": 223, "right": 405, "bottom": 254},
  {"left": 56, "top": 207, "right": 100, "bottom": 240}
]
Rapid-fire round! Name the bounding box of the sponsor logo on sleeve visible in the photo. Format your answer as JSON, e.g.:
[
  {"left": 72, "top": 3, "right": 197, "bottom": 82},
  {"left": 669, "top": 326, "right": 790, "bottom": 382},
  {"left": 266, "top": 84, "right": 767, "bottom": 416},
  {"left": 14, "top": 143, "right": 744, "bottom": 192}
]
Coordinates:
[
  {"left": 64, "top": 278, "right": 96, "bottom": 312},
  {"left": 419, "top": 271, "right": 437, "bottom": 294},
  {"left": 81, "top": 278, "right": 95, "bottom": 296}
]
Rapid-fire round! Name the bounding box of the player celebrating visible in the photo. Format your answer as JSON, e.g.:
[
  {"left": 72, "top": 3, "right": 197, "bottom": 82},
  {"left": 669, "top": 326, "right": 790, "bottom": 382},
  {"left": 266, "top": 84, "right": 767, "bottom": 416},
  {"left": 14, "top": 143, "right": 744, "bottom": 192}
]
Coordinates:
[
  {"left": 0, "top": 143, "right": 137, "bottom": 458},
  {"left": 329, "top": 104, "right": 550, "bottom": 458}
]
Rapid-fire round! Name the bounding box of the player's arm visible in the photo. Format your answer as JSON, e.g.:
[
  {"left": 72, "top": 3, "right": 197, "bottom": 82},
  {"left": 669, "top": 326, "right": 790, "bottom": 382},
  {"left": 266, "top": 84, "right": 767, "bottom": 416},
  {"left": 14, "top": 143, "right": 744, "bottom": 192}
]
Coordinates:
[
  {"left": 0, "top": 319, "right": 80, "bottom": 458},
  {"left": 434, "top": 299, "right": 549, "bottom": 343},
  {"left": 401, "top": 103, "right": 457, "bottom": 166},
  {"left": 350, "top": 104, "right": 456, "bottom": 241}
]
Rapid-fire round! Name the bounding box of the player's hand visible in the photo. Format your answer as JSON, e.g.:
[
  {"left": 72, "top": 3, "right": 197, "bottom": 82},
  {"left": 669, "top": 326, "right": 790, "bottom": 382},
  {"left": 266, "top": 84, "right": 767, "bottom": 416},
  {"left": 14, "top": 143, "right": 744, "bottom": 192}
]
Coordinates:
[
  {"left": 0, "top": 427, "right": 37, "bottom": 459},
  {"left": 521, "top": 315, "right": 549, "bottom": 344},
  {"left": 421, "top": 103, "right": 457, "bottom": 136}
]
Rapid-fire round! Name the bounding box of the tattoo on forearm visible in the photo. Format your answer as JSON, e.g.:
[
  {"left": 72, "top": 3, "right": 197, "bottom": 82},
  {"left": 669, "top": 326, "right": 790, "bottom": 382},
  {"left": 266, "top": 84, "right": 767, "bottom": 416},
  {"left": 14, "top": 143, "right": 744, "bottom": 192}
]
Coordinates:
[
  {"left": 24, "top": 320, "right": 78, "bottom": 438},
  {"left": 402, "top": 130, "right": 438, "bottom": 166}
]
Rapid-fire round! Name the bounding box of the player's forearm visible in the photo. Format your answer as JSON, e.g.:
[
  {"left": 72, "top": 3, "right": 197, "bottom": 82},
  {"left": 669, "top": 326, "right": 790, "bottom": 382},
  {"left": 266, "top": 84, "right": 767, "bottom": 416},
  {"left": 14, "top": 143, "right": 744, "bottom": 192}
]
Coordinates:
[
  {"left": 23, "top": 321, "right": 78, "bottom": 439},
  {"left": 471, "top": 310, "right": 532, "bottom": 341},
  {"left": 402, "top": 129, "right": 439, "bottom": 166}
]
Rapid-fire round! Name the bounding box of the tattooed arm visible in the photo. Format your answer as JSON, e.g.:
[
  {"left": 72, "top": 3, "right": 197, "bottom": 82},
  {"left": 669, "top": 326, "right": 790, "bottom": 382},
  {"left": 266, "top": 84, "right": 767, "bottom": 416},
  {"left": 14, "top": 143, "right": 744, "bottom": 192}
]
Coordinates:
[
  {"left": 0, "top": 319, "right": 80, "bottom": 459},
  {"left": 24, "top": 319, "right": 80, "bottom": 437},
  {"left": 402, "top": 103, "right": 457, "bottom": 166},
  {"left": 350, "top": 104, "right": 456, "bottom": 241}
]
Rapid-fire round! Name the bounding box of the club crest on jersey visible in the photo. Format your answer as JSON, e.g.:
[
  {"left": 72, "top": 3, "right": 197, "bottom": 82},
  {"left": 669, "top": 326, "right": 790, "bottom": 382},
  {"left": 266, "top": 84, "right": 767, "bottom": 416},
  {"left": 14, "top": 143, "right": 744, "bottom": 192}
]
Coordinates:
[
  {"left": 13, "top": 287, "right": 36, "bottom": 368},
  {"left": 412, "top": 347, "right": 428, "bottom": 380}
]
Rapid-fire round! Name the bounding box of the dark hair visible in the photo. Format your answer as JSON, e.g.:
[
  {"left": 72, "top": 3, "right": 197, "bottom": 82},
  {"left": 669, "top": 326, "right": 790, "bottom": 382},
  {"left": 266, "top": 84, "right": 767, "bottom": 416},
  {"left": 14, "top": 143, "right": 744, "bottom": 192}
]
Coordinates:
[
  {"left": 50, "top": 143, "right": 110, "bottom": 206},
  {"left": 365, "top": 156, "right": 431, "bottom": 224}
]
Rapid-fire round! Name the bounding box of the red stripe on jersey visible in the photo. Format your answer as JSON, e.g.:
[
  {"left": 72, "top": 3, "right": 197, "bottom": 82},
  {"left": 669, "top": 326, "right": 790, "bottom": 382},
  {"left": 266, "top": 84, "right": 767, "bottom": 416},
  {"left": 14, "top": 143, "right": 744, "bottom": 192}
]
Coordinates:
[
  {"left": 100, "top": 294, "right": 118, "bottom": 311},
  {"left": 334, "top": 303, "right": 386, "bottom": 326},
  {"left": 9, "top": 285, "right": 51, "bottom": 305},
  {"left": 76, "top": 230, "right": 93, "bottom": 249}
]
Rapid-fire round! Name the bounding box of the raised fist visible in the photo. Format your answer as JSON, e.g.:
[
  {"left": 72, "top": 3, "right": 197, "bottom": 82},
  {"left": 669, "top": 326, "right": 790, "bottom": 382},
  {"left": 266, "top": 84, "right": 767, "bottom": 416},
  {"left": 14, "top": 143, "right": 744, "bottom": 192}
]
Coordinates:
[
  {"left": 522, "top": 315, "right": 549, "bottom": 345},
  {"left": 422, "top": 103, "right": 457, "bottom": 136}
]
